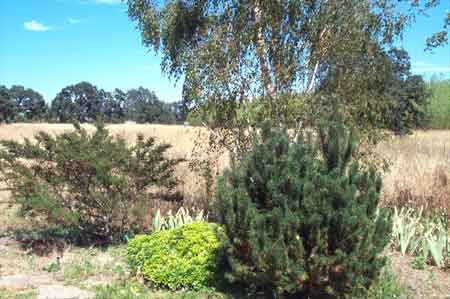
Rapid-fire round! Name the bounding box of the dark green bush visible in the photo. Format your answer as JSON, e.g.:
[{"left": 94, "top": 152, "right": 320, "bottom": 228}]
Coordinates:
[
  {"left": 217, "top": 121, "right": 392, "bottom": 298},
  {"left": 0, "top": 122, "right": 181, "bottom": 244},
  {"left": 127, "top": 222, "right": 224, "bottom": 290}
]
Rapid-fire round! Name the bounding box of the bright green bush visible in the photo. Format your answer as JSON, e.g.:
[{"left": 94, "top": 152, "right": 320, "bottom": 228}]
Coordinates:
[{"left": 127, "top": 222, "right": 224, "bottom": 291}]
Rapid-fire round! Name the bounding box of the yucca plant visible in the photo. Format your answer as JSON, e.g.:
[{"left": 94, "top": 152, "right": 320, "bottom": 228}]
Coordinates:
[
  {"left": 390, "top": 207, "right": 450, "bottom": 269},
  {"left": 151, "top": 207, "right": 206, "bottom": 232},
  {"left": 391, "top": 207, "right": 422, "bottom": 255}
]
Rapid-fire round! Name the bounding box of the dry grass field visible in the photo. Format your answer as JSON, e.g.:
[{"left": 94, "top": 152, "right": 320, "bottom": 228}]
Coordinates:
[
  {"left": 0, "top": 123, "right": 448, "bottom": 211},
  {"left": 377, "top": 130, "right": 450, "bottom": 213}
]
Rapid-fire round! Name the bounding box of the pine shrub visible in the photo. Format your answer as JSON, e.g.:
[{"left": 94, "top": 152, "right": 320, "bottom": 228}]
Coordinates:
[
  {"left": 0, "top": 122, "right": 181, "bottom": 244},
  {"left": 126, "top": 222, "right": 224, "bottom": 290},
  {"left": 217, "top": 121, "right": 392, "bottom": 298}
]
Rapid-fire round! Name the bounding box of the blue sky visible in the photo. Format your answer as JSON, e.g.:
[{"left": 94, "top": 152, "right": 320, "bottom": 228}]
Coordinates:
[{"left": 0, "top": 0, "right": 449, "bottom": 102}]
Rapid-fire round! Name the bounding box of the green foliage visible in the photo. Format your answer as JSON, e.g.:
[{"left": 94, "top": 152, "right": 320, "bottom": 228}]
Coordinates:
[
  {"left": 0, "top": 289, "right": 37, "bottom": 299},
  {"left": 425, "top": 78, "right": 450, "bottom": 129},
  {"left": 217, "top": 121, "right": 391, "bottom": 298},
  {"left": 426, "top": 12, "right": 449, "bottom": 50},
  {"left": 411, "top": 256, "right": 427, "bottom": 270},
  {"left": 125, "top": 87, "right": 185, "bottom": 124},
  {"left": 127, "top": 222, "right": 224, "bottom": 291},
  {"left": 381, "top": 49, "right": 429, "bottom": 134},
  {"left": 7, "top": 85, "right": 48, "bottom": 121},
  {"left": 127, "top": 0, "right": 438, "bottom": 139},
  {"left": 49, "top": 82, "right": 185, "bottom": 124},
  {"left": 94, "top": 280, "right": 233, "bottom": 299},
  {"left": 189, "top": 95, "right": 308, "bottom": 130},
  {"left": 0, "top": 122, "right": 181, "bottom": 244},
  {"left": 0, "top": 85, "right": 48, "bottom": 122},
  {"left": 95, "top": 281, "right": 150, "bottom": 299},
  {"left": 391, "top": 207, "right": 422, "bottom": 255},
  {"left": 42, "top": 260, "right": 60, "bottom": 273},
  {"left": 51, "top": 82, "right": 102, "bottom": 122},
  {"left": 93, "top": 274, "right": 405, "bottom": 299},
  {"left": 365, "top": 266, "right": 406, "bottom": 299},
  {"left": 0, "top": 85, "right": 17, "bottom": 123},
  {"left": 12, "top": 226, "right": 81, "bottom": 254}
]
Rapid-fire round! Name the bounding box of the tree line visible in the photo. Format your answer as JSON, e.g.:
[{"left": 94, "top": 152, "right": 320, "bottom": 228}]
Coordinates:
[{"left": 0, "top": 82, "right": 186, "bottom": 124}]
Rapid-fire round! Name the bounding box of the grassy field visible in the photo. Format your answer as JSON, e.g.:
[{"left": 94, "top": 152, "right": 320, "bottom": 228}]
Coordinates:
[
  {"left": 0, "top": 123, "right": 448, "bottom": 211},
  {"left": 377, "top": 130, "right": 450, "bottom": 212},
  {"left": 0, "top": 123, "right": 449, "bottom": 298}
]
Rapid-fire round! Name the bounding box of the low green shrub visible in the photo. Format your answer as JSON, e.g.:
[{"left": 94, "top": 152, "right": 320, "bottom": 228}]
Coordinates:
[{"left": 127, "top": 222, "right": 224, "bottom": 291}]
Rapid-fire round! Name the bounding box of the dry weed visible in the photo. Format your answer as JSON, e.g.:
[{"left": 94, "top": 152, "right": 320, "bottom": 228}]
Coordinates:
[
  {"left": 378, "top": 130, "right": 450, "bottom": 214},
  {"left": 1, "top": 124, "right": 449, "bottom": 215}
]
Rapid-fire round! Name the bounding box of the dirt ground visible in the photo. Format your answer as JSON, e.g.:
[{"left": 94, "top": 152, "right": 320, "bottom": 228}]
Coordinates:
[{"left": 387, "top": 251, "right": 450, "bottom": 299}]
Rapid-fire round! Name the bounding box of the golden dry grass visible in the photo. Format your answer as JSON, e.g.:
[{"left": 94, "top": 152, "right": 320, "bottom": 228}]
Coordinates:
[
  {"left": 0, "top": 123, "right": 449, "bottom": 213},
  {"left": 377, "top": 130, "right": 450, "bottom": 212}
]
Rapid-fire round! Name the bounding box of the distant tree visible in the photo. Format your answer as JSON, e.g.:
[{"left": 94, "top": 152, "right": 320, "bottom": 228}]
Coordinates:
[
  {"left": 51, "top": 82, "right": 101, "bottom": 122},
  {"left": 125, "top": 87, "right": 176, "bottom": 123},
  {"left": 50, "top": 83, "right": 180, "bottom": 124},
  {"left": 100, "top": 89, "right": 126, "bottom": 123},
  {"left": 169, "top": 101, "right": 187, "bottom": 123},
  {"left": 403, "top": 75, "right": 428, "bottom": 128},
  {"left": 383, "top": 49, "right": 428, "bottom": 134},
  {"left": 0, "top": 86, "right": 16, "bottom": 123},
  {"left": 7, "top": 85, "right": 48, "bottom": 121},
  {"left": 426, "top": 77, "right": 450, "bottom": 129},
  {"left": 126, "top": 87, "right": 156, "bottom": 122}
]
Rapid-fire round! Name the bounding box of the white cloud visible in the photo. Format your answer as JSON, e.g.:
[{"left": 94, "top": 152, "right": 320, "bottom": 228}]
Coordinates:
[
  {"left": 24, "top": 20, "right": 52, "bottom": 32},
  {"left": 411, "top": 61, "right": 450, "bottom": 74}
]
